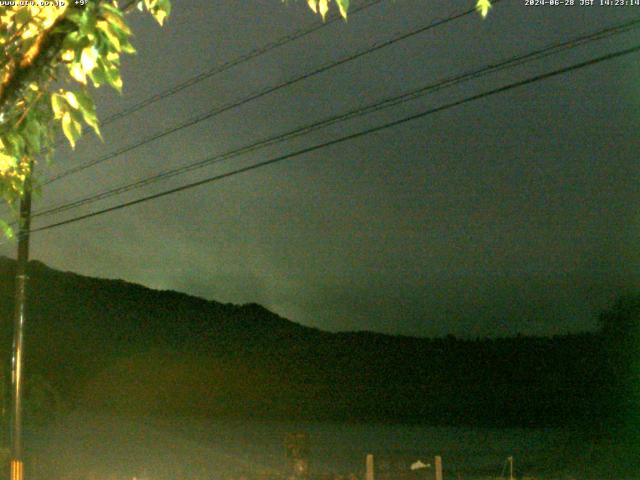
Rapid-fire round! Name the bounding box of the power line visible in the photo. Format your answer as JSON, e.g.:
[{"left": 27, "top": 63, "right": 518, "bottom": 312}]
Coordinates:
[
  {"left": 46, "top": 0, "right": 385, "bottom": 147},
  {"left": 43, "top": 1, "right": 496, "bottom": 185},
  {"left": 0, "top": 0, "right": 385, "bottom": 217},
  {"left": 97, "top": 0, "right": 386, "bottom": 128},
  {"left": 32, "top": 16, "right": 640, "bottom": 220},
  {"left": 28, "top": 42, "right": 640, "bottom": 235}
]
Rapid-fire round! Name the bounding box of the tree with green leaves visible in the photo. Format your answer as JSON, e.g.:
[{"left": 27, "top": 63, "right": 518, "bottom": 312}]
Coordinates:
[
  {"left": 0, "top": 0, "right": 492, "bottom": 237},
  {"left": 0, "top": 0, "right": 171, "bottom": 236}
]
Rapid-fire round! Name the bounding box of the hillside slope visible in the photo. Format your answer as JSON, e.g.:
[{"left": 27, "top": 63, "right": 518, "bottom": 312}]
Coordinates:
[{"left": 0, "top": 257, "right": 606, "bottom": 426}]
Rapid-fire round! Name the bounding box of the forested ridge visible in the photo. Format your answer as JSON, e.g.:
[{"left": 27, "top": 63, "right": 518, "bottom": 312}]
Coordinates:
[{"left": 0, "top": 257, "right": 635, "bottom": 431}]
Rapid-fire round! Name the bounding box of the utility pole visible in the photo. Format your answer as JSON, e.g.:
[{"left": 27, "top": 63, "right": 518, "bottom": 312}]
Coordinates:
[{"left": 10, "top": 164, "right": 33, "bottom": 480}]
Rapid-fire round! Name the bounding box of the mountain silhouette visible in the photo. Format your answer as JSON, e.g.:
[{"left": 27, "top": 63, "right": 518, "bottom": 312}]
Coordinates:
[{"left": 0, "top": 257, "right": 609, "bottom": 427}]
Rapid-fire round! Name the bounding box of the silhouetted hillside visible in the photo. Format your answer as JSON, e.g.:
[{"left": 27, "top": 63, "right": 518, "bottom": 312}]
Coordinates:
[{"left": 0, "top": 257, "right": 625, "bottom": 428}]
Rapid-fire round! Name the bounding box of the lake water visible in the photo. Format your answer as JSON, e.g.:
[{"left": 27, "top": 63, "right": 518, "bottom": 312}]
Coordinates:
[{"left": 22, "top": 413, "right": 632, "bottom": 480}]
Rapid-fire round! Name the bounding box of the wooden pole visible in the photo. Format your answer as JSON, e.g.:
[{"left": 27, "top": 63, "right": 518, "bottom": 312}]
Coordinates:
[
  {"left": 434, "top": 456, "right": 442, "bottom": 480},
  {"left": 365, "top": 454, "right": 374, "bottom": 480}
]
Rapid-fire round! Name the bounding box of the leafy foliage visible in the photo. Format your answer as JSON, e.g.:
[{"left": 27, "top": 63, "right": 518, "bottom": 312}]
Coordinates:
[
  {"left": 298, "top": 0, "right": 492, "bottom": 20},
  {"left": 0, "top": 0, "right": 171, "bottom": 234},
  {"left": 476, "top": 0, "right": 492, "bottom": 18},
  {"left": 0, "top": 0, "right": 490, "bottom": 237},
  {"left": 305, "top": 0, "right": 350, "bottom": 19}
]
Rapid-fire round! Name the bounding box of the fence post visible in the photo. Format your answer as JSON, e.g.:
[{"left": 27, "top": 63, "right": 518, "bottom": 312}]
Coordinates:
[
  {"left": 366, "top": 454, "right": 374, "bottom": 480},
  {"left": 434, "top": 456, "right": 442, "bottom": 480}
]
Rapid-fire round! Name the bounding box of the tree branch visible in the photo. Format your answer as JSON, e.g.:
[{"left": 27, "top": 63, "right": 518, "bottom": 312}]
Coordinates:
[
  {"left": 0, "top": 1, "right": 139, "bottom": 118},
  {"left": 0, "top": 18, "right": 70, "bottom": 118}
]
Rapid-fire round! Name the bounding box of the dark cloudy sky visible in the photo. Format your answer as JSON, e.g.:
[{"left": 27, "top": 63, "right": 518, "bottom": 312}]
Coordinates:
[{"left": 2, "top": 0, "right": 639, "bottom": 337}]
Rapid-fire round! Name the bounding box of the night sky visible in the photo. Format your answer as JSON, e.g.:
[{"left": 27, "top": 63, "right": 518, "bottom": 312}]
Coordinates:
[{"left": 2, "top": 0, "right": 639, "bottom": 337}]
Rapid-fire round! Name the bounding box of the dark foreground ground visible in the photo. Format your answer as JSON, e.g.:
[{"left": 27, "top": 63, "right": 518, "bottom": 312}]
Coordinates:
[{"left": 9, "top": 412, "right": 639, "bottom": 480}]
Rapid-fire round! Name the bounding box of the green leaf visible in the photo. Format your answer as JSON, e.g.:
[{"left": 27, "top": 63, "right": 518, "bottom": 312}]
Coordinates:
[
  {"left": 65, "top": 10, "right": 85, "bottom": 27},
  {"left": 0, "top": 151, "right": 17, "bottom": 173},
  {"left": 61, "top": 111, "right": 82, "bottom": 149},
  {"left": 101, "top": 2, "right": 128, "bottom": 18},
  {"left": 145, "top": 0, "right": 171, "bottom": 26},
  {"left": 63, "top": 91, "right": 79, "bottom": 110},
  {"left": 75, "top": 90, "right": 95, "bottom": 117},
  {"left": 105, "top": 65, "right": 123, "bottom": 92},
  {"left": 5, "top": 133, "right": 25, "bottom": 159},
  {"left": 100, "top": 7, "right": 131, "bottom": 35},
  {"left": 336, "top": 0, "right": 349, "bottom": 19},
  {"left": 80, "top": 46, "right": 98, "bottom": 74},
  {"left": 69, "top": 62, "right": 87, "bottom": 84},
  {"left": 51, "top": 94, "right": 66, "bottom": 119},
  {"left": 75, "top": 90, "right": 101, "bottom": 139},
  {"left": 69, "top": 107, "right": 84, "bottom": 127},
  {"left": 88, "top": 65, "right": 107, "bottom": 87},
  {"left": 307, "top": 0, "right": 317, "bottom": 14},
  {"left": 23, "top": 117, "right": 41, "bottom": 153},
  {"left": 120, "top": 38, "right": 136, "bottom": 54},
  {"left": 77, "top": 9, "right": 97, "bottom": 36},
  {"left": 0, "top": 219, "right": 14, "bottom": 240},
  {"left": 319, "top": 0, "right": 329, "bottom": 20},
  {"left": 96, "top": 20, "right": 121, "bottom": 51},
  {"left": 61, "top": 31, "right": 86, "bottom": 53},
  {"left": 153, "top": 0, "right": 172, "bottom": 25},
  {"left": 476, "top": 0, "right": 492, "bottom": 18}
]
